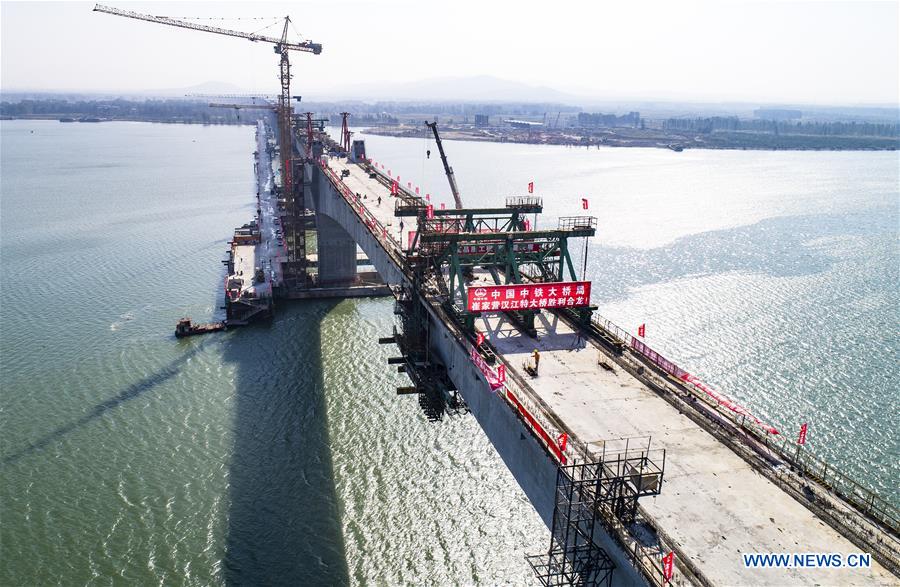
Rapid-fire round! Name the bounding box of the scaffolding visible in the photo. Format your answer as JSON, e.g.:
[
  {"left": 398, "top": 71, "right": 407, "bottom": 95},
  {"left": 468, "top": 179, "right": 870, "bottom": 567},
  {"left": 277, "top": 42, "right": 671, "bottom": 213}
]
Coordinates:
[
  {"left": 403, "top": 198, "right": 596, "bottom": 336},
  {"left": 528, "top": 438, "right": 666, "bottom": 587},
  {"left": 380, "top": 284, "right": 466, "bottom": 421}
]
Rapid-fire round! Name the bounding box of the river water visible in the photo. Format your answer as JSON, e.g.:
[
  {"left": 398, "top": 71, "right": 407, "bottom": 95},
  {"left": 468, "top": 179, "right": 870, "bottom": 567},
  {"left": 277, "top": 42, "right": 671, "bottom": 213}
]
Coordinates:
[{"left": 1, "top": 120, "right": 897, "bottom": 585}]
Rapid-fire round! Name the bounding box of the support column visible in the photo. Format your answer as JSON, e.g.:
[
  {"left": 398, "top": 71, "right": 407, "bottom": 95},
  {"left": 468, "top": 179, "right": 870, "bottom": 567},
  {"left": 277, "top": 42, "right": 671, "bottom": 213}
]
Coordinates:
[{"left": 315, "top": 213, "right": 358, "bottom": 285}]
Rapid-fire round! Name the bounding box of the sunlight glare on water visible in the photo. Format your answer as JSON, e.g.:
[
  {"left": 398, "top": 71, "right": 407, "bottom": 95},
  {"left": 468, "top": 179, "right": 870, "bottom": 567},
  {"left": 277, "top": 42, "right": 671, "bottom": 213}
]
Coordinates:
[{"left": 1, "top": 120, "right": 897, "bottom": 585}]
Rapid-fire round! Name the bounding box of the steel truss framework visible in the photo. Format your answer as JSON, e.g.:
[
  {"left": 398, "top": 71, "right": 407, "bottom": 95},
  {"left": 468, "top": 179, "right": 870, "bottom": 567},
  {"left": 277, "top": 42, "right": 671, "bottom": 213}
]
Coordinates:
[
  {"left": 386, "top": 283, "right": 467, "bottom": 421},
  {"left": 528, "top": 439, "right": 666, "bottom": 587},
  {"left": 404, "top": 198, "right": 597, "bottom": 335}
]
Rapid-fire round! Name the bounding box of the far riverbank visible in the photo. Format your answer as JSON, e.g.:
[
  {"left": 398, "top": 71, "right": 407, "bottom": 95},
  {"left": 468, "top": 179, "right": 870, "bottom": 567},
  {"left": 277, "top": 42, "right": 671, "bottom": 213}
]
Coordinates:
[{"left": 363, "top": 124, "right": 899, "bottom": 151}]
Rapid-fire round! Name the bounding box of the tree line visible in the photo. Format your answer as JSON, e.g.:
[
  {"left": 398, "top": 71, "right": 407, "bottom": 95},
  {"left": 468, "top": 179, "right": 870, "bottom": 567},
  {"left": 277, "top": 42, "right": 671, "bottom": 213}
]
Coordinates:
[
  {"left": 0, "top": 99, "right": 251, "bottom": 125},
  {"left": 662, "top": 116, "right": 898, "bottom": 137}
]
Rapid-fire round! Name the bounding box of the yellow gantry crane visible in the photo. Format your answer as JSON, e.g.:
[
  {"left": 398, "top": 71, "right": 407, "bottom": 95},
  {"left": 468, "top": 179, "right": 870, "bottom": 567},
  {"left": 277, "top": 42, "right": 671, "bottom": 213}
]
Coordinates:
[{"left": 93, "top": 3, "right": 322, "bottom": 208}]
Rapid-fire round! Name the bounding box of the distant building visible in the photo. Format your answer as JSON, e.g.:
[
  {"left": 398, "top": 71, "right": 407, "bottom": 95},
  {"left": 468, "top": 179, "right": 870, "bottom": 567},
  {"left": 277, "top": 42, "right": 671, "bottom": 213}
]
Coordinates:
[
  {"left": 577, "top": 111, "right": 640, "bottom": 128},
  {"left": 504, "top": 119, "right": 543, "bottom": 129},
  {"left": 754, "top": 108, "right": 802, "bottom": 121},
  {"left": 474, "top": 114, "right": 490, "bottom": 127}
]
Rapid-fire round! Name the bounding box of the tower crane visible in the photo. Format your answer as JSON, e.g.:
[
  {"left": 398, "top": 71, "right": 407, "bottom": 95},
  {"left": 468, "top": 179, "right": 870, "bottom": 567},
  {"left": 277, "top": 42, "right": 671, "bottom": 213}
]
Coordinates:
[
  {"left": 93, "top": 4, "right": 323, "bottom": 283},
  {"left": 425, "top": 121, "right": 464, "bottom": 210}
]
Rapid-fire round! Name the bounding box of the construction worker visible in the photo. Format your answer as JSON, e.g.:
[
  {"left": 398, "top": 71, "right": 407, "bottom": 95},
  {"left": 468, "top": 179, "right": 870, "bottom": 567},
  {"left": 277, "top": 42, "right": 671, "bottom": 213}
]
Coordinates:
[{"left": 532, "top": 349, "right": 541, "bottom": 375}]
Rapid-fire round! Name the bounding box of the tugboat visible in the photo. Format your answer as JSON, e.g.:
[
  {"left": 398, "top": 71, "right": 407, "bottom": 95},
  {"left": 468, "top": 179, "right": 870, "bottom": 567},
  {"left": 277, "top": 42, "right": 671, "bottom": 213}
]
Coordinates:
[{"left": 174, "top": 317, "right": 226, "bottom": 338}]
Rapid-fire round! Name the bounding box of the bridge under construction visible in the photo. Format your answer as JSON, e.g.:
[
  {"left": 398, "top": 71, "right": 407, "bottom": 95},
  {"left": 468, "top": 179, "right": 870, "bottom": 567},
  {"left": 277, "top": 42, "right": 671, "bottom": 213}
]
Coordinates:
[
  {"left": 285, "top": 123, "right": 898, "bottom": 587},
  {"left": 94, "top": 5, "right": 900, "bottom": 586}
]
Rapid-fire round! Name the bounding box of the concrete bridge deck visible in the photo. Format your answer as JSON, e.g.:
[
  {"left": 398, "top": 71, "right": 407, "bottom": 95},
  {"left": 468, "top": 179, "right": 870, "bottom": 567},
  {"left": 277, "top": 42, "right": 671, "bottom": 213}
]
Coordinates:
[
  {"left": 480, "top": 312, "right": 895, "bottom": 586},
  {"left": 314, "top": 152, "right": 898, "bottom": 586}
]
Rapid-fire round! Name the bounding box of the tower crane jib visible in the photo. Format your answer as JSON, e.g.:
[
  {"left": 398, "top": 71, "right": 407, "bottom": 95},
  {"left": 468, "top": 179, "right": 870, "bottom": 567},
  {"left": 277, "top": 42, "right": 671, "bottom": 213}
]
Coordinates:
[{"left": 94, "top": 3, "right": 323, "bottom": 281}]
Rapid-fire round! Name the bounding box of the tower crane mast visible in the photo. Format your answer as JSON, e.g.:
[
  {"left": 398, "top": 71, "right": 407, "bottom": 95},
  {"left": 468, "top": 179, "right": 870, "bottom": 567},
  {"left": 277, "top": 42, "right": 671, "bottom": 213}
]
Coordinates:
[{"left": 94, "top": 4, "right": 323, "bottom": 286}]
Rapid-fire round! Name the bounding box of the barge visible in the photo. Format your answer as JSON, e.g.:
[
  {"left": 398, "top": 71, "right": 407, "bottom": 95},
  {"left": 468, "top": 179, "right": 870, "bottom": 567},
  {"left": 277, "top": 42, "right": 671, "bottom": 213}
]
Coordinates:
[{"left": 174, "top": 317, "right": 226, "bottom": 338}]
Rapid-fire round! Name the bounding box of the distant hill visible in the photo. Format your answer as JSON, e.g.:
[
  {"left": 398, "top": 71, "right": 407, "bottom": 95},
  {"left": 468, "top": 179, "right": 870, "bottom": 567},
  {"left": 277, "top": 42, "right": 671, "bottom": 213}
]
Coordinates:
[
  {"left": 309, "top": 75, "right": 582, "bottom": 104},
  {"left": 146, "top": 80, "right": 266, "bottom": 98}
]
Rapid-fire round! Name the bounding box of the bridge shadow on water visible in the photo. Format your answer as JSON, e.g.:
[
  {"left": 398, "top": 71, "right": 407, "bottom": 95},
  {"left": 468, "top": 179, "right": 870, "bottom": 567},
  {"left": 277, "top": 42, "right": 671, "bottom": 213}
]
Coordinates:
[{"left": 222, "top": 300, "right": 350, "bottom": 586}]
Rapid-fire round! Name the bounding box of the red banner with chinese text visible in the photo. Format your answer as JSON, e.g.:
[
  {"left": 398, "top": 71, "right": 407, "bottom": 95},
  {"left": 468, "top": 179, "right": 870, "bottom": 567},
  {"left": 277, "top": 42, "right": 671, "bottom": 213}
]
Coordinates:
[
  {"left": 663, "top": 552, "right": 674, "bottom": 582},
  {"left": 506, "top": 388, "right": 567, "bottom": 464},
  {"left": 798, "top": 422, "right": 808, "bottom": 445},
  {"left": 467, "top": 282, "right": 591, "bottom": 312},
  {"left": 679, "top": 371, "right": 779, "bottom": 435},
  {"left": 470, "top": 348, "right": 503, "bottom": 391}
]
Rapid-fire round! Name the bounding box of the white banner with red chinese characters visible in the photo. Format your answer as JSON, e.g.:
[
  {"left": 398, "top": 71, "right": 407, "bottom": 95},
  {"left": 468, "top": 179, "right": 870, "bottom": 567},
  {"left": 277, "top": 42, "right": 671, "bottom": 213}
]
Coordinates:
[
  {"left": 467, "top": 281, "right": 591, "bottom": 312},
  {"left": 458, "top": 241, "right": 541, "bottom": 255}
]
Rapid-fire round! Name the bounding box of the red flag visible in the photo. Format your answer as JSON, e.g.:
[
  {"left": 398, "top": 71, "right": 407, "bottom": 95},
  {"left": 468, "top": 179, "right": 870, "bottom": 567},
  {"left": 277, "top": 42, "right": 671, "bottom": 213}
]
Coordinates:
[
  {"left": 497, "top": 364, "right": 506, "bottom": 384},
  {"left": 528, "top": 181, "right": 534, "bottom": 193},
  {"left": 391, "top": 180, "right": 398, "bottom": 196},
  {"left": 425, "top": 193, "right": 430, "bottom": 201},
  {"left": 415, "top": 186, "right": 419, "bottom": 195},
  {"left": 582, "top": 198, "right": 589, "bottom": 210},
  {"left": 524, "top": 218, "right": 531, "bottom": 231},
  {"left": 663, "top": 552, "right": 674, "bottom": 582},
  {"left": 476, "top": 331, "right": 485, "bottom": 347},
  {"left": 407, "top": 181, "right": 411, "bottom": 188},
  {"left": 558, "top": 433, "right": 568, "bottom": 452},
  {"left": 388, "top": 170, "right": 391, "bottom": 176},
  {"left": 798, "top": 423, "right": 808, "bottom": 445},
  {"left": 426, "top": 204, "right": 434, "bottom": 219},
  {"left": 440, "top": 202, "right": 446, "bottom": 210},
  {"left": 638, "top": 323, "right": 646, "bottom": 338}
]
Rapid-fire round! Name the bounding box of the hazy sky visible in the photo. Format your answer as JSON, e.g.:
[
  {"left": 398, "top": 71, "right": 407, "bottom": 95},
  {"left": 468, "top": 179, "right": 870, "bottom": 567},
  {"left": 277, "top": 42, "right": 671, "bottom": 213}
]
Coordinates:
[{"left": 2, "top": 0, "right": 898, "bottom": 104}]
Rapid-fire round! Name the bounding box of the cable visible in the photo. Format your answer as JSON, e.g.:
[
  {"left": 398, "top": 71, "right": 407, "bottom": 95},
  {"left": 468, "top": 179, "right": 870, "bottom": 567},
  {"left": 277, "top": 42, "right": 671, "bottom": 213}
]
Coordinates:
[
  {"left": 289, "top": 19, "right": 308, "bottom": 43},
  {"left": 173, "top": 16, "right": 283, "bottom": 21},
  {"left": 248, "top": 19, "right": 285, "bottom": 37}
]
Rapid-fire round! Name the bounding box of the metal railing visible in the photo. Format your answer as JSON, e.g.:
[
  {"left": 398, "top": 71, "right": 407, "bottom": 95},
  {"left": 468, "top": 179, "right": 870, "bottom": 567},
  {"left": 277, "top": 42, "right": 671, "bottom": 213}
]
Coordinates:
[
  {"left": 767, "top": 432, "right": 899, "bottom": 534},
  {"left": 505, "top": 195, "right": 543, "bottom": 208},
  {"left": 469, "top": 344, "right": 685, "bottom": 586},
  {"left": 320, "top": 162, "right": 404, "bottom": 262},
  {"left": 322, "top": 157, "right": 897, "bottom": 578},
  {"left": 588, "top": 312, "right": 900, "bottom": 535},
  {"left": 557, "top": 215, "right": 597, "bottom": 230}
]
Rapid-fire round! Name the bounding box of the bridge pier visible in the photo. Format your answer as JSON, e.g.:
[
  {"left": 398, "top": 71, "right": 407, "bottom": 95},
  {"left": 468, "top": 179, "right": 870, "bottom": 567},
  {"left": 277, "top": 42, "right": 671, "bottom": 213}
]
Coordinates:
[
  {"left": 280, "top": 161, "right": 396, "bottom": 297},
  {"left": 314, "top": 213, "right": 359, "bottom": 285},
  {"left": 310, "top": 163, "right": 647, "bottom": 586},
  {"left": 306, "top": 163, "right": 405, "bottom": 286}
]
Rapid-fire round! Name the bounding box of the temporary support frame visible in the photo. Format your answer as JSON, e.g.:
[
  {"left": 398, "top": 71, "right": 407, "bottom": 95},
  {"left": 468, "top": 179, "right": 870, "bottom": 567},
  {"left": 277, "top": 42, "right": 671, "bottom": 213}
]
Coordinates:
[
  {"left": 280, "top": 155, "right": 309, "bottom": 290},
  {"left": 380, "top": 283, "right": 466, "bottom": 421},
  {"left": 527, "top": 465, "right": 617, "bottom": 587},
  {"left": 528, "top": 437, "right": 666, "bottom": 587},
  {"left": 408, "top": 207, "right": 597, "bottom": 335}
]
